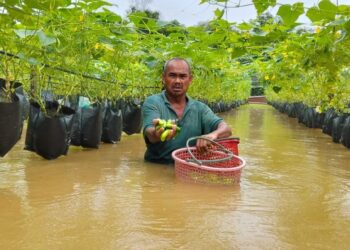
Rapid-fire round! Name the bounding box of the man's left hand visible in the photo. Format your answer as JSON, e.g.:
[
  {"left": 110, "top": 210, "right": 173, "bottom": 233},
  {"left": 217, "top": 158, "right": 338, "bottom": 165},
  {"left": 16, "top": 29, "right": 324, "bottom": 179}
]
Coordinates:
[{"left": 196, "top": 133, "right": 217, "bottom": 154}]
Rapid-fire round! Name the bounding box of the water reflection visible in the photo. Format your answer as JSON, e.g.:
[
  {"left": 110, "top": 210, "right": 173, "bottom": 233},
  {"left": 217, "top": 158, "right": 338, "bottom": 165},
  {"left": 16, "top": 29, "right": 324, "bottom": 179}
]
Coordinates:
[
  {"left": 221, "top": 105, "right": 350, "bottom": 249},
  {"left": 0, "top": 190, "right": 25, "bottom": 248},
  {"left": 137, "top": 163, "right": 242, "bottom": 248}
]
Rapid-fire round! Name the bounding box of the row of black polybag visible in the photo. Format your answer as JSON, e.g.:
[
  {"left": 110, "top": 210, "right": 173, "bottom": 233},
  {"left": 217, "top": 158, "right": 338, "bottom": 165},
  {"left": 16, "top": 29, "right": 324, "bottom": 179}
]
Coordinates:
[
  {"left": 0, "top": 80, "right": 143, "bottom": 160},
  {"left": 206, "top": 100, "right": 246, "bottom": 113},
  {"left": 270, "top": 101, "right": 350, "bottom": 149}
]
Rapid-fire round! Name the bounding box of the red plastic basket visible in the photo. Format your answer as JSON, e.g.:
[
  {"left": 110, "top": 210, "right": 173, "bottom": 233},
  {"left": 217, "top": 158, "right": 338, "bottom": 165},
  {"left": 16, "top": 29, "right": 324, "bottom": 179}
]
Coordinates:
[
  {"left": 172, "top": 137, "right": 245, "bottom": 185},
  {"left": 215, "top": 137, "right": 240, "bottom": 155}
]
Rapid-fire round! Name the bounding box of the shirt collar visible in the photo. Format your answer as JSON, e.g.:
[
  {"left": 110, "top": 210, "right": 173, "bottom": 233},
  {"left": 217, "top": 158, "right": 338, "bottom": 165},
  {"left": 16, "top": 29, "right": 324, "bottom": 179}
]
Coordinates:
[{"left": 161, "top": 90, "right": 192, "bottom": 106}]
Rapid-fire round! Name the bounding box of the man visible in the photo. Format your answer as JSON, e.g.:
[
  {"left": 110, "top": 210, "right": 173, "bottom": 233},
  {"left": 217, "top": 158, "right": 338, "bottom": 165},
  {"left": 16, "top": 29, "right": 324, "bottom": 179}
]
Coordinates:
[{"left": 142, "top": 58, "right": 232, "bottom": 163}]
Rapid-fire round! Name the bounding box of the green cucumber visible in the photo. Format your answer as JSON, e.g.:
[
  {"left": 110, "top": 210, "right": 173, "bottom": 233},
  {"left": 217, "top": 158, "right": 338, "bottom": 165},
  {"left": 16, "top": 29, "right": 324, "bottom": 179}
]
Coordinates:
[{"left": 160, "top": 129, "right": 170, "bottom": 142}]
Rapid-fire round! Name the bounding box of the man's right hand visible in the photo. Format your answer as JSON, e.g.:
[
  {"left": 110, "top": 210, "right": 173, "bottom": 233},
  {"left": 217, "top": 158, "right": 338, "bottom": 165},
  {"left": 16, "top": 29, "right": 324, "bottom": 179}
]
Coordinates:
[
  {"left": 153, "top": 119, "right": 165, "bottom": 139},
  {"left": 146, "top": 118, "right": 178, "bottom": 143}
]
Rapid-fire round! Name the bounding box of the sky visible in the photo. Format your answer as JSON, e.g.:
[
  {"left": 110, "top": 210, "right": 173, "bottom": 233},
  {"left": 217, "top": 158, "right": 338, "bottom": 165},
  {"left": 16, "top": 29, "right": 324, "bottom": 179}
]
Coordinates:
[{"left": 107, "top": 0, "right": 348, "bottom": 26}]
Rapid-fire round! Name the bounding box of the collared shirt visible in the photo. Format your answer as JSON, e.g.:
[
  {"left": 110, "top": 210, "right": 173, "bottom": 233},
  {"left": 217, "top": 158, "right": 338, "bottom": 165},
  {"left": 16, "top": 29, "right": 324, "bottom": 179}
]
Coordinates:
[{"left": 142, "top": 90, "right": 223, "bottom": 164}]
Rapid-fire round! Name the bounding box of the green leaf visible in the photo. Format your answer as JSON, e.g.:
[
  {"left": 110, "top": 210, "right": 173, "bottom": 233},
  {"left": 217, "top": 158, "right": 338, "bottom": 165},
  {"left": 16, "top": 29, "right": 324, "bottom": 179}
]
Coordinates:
[
  {"left": 6, "top": 0, "right": 20, "bottom": 5},
  {"left": 214, "top": 8, "right": 224, "bottom": 19},
  {"left": 277, "top": 3, "right": 304, "bottom": 26},
  {"left": 343, "top": 108, "right": 350, "bottom": 114},
  {"left": 6, "top": 7, "right": 35, "bottom": 25},
  {"left": 238, "top": 22, "right": 252, "bottom": 31},
  {"left": 14, "top": 29, "right": 37, "bottom": 38},
  {"left": 87, "top": 1, "right": 112, "bottom": 11},
  {"left": 253, "top": 0, "right": 276, "bottom": 15},
  {"left": 265, "top": 30, "right": 286, "bottom": 42},
  {"left": 327, "top": 18, "right": 348, "bottom": 26},
  {"left": 128, "top": 12, "right": 147, "bottom": 26},
  {"left": 215, "top": 19, "right": 230, "bottom": 29},
  {"left": 37, "top": 31, "right": 56, "bottom": 46},
  {"left": 345, "top": 20, "right": 350, "bottom": 32},
  {"left": 17, "top": 52, "right": 40, "bottom": 65},
  {"left": 24, "top": 0, "right": 71, "bottom": 11},
  {"left": 319, "top": 0, "right": 337, "bottom": 20},
  {"left": 28, "top": 57, "right": 40, "bottom": 65},
  {"left": 95, "top": 9, "right": 122, "bottom": 23},
  {"left": 115, "top": 38, "right": 133, "bottom": 46},
  {"left": 0, "top": 13, "right": 14, "bottom": 26},
  {"left": 293, "top": 85, "right": 301, "bottom": 91},
  {"left": 97, "top": 36, "right": 113, "bottom": 45},
  {"left": 338, "top": 5, "right": 350, "bottom": 16},
  {"left": 306, "top": 7, "right": 324, "bottom": 22},
  {"left": 334, "top": 30, "right": 348, "bottom": 44},
  {"left": 306, "top": 0, "right": 337, "bottom": 22},
  {"left": 231, "top": 47, "right": 247, "bottom": 58},
  {"left": 143, "top": 56, "right": 158, "bottom": 69}
]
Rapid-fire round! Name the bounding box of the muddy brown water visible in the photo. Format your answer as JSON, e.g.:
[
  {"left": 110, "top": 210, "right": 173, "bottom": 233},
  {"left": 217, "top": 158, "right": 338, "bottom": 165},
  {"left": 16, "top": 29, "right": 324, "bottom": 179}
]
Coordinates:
[{"left": 1, "top": 104, "right": 349, "bottom": 249}]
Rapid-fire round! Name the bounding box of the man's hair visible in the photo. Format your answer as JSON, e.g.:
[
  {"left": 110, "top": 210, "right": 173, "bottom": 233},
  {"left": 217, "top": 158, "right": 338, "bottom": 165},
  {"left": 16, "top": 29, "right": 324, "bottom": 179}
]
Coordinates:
[{"left": 162, "top": 58, "right": 192, "bottom": 75}]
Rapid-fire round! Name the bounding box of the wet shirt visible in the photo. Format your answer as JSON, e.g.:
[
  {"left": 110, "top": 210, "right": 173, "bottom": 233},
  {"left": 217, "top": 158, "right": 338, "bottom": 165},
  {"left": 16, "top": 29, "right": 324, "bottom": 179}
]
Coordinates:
[{"left": 142, "top": 91, "right": 223, "bottom": 164}]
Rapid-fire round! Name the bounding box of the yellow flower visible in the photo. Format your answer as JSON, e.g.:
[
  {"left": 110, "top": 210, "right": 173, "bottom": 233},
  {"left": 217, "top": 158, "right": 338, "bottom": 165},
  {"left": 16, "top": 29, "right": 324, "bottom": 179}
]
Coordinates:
[
  {"left": 335, "top": 30, "right": 342, "bottom": 39},
  {"left": 79, "top": 15, "right": 84, "bottom": 22},
  {"left": 315, "top": 26, "right": 321, "bottom": 34},
  {"left": 7, "top": 74, "right": 14, "bottom": 81},
  {"left": 264, "top": 75, "right": 270, "bottom": 80},
  {"left": 94, "top": 43, "right": 100, "bottom": 49},
  {"left": 315, "top": 106, "right": 322, "bottom": 113}
]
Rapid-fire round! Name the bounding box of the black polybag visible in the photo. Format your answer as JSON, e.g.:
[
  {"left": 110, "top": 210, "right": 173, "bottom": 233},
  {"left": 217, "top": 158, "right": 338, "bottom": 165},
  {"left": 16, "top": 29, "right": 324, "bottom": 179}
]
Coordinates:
[
  {"left": 70, "top": 102, "right": 105, "bottom": 148},
  {"left": 322, "top": 109, "right": 338, "bottom": 136},
  {"left": 340, "top": 116, "right": 350, "bottom": 148},
  {"left": 121, "top": 99, "right": 142, "bottom": 135},
  {"left": 24, "top": 101, "right": 75, "bottom": 160},
  {"left": 0, "top": 84, "right": 21, "bottom": 157},
  {"left": 101, "top": 101, "right": 122, "bottom": 143},
  {"left": 331, "top": 115, "right": 347, "bottom": 143}
]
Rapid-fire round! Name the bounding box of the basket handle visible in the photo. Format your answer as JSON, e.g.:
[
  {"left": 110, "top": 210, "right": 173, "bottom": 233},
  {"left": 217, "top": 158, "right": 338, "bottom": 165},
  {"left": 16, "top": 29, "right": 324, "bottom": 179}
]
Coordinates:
[
  {"left": 185, "top": 136, "right": 234, "bottom": 165},
  {"left": 214, "top": 136, "right": 240, "bottom": 142}
]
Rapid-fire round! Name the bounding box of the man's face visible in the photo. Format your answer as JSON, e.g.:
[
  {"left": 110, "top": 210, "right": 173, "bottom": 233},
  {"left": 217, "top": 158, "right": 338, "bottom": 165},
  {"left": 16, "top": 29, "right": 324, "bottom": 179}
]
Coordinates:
[{"left": 162, "top": 60, "right": 192, "bottom": 98}]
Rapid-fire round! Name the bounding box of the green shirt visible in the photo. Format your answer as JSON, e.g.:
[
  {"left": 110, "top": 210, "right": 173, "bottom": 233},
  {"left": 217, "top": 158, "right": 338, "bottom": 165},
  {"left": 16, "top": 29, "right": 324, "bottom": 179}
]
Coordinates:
[{"left": 142, "top": 91, "right": 223, "bottom": 164}]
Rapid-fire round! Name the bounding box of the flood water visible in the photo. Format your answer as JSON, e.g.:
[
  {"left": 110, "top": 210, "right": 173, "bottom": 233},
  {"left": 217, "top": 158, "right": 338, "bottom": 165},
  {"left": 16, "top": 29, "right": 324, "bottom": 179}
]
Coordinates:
[{"left": 1, "top": 104, "right": 350, "bottom": 249}]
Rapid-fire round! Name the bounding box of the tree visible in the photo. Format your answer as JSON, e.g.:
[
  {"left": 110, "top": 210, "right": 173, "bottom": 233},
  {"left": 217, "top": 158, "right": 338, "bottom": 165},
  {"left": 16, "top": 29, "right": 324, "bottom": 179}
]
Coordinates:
[{"left": 130, "top": 0, "right": 153, "bottom": 11}]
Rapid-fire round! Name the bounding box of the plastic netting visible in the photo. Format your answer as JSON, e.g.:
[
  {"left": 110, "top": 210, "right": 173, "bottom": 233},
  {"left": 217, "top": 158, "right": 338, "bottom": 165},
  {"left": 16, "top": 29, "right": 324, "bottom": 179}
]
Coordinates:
[{"left": 172, "top": 138, "right": 245, "bottom": 185}]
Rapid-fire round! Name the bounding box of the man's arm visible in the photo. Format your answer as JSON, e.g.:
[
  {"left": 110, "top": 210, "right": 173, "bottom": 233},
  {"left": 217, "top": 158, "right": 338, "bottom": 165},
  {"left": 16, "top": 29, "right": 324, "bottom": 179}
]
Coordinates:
[
  {"left": 142, "top": 98, "right": 161, "bottom": 143},
  {"left": 196, "top": 121, "right": 232, "bottom": 153},
  {"left": 205, "top": 121, "right": 232, "bottom": 140},
  {"left": 144, "top": 119, "right": 178, "bottom": 143}
]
